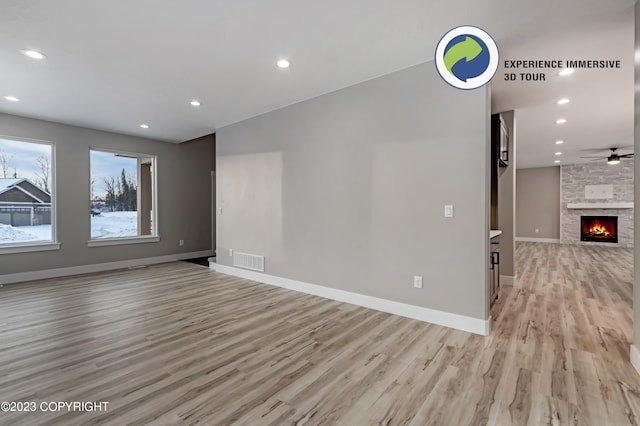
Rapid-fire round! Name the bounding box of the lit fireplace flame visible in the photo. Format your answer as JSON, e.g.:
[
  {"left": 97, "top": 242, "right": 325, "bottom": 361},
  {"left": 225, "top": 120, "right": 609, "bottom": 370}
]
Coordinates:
[{"left": 587, "top": 221, "right": 611, "bottom": 237}]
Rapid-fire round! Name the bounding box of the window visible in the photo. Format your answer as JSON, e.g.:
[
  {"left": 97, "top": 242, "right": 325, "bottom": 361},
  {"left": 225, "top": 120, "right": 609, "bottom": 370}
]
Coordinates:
[
  {"left": 89, "top": 149, "right": 158, "bottom": 246},
  {"left": 0, "top": 136, "right": 57, "bottom": 252}
]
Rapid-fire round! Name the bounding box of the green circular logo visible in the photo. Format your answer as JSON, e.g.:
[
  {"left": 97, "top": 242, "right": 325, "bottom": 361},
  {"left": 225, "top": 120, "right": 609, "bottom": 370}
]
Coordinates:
[{"left": 435, "top": 26, "right": 499, "bottom": 89}]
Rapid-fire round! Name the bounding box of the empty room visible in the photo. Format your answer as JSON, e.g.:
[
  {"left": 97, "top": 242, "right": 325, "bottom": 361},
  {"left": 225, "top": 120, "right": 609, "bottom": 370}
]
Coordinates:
[{"left": 1, "top": 1, "right": 639, "bottom": 425}]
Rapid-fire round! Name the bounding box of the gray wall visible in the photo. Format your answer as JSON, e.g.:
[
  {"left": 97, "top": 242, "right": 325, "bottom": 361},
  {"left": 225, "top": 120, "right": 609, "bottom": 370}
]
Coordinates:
[
  {"left": 217, "top": 62, "right": 491, "bottom": 321},
  {"left": 184, "top": 132, "right": 216, "bottom": 254},
  {"left": 498, "top": 110, "right": 516, "bottom": 279},
  {"left": 516, "top": 166, "right": 560, "bottom": 239},
  {"left": 560, "top": 161, "right": 633, "bottom": 248},
  {"left": 0, "top": 113, "right": 214, "bottom": 276}
]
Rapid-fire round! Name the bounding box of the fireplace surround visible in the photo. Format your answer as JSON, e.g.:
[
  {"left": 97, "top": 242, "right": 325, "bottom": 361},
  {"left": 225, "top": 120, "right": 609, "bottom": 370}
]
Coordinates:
[
  {"left": 580, "top": 216, "right": 618, "bottom": 243},
  {"left": 560, "top": 162, "right": 633, "bottom": 248}
]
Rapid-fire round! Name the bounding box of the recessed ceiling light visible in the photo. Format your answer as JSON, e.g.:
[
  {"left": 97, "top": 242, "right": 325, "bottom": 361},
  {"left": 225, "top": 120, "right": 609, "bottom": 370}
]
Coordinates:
[
  {"left": 4, "top": 96, "right": 19, "bottom": 102},
  {"left": 557, "top": 98, "right": 570, "bottom": 105},
  {"left": 556, "top": 118, "right": 566, "bottom": 124},
  {"left": 276, "top": 59, "right": 291, "bottom": 69},
  {"left": 22, "top": 50, "right": 46, "bottom": 60},
  {"left": 554, "top": 160, "right": 561, "bottom": 163},
  {"left": 555, "top": 152, "right": 562, "bottom": 156},
  {"left": 139, "top": 124, "right": 150, "bottom": 129},
  {"left": 559, "top": 68, "right": 574, "bottom": 76},
  {"left": 555, "top": 140, "right": 564, "bottom": 145},
  {"left": 190, "top": 100, "right": 201, "bottom": 107}
]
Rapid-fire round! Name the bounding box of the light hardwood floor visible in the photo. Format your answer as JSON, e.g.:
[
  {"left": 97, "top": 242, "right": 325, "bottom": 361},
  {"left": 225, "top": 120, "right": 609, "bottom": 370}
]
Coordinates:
[{"left": 0, "top": 242, "right": 637, "bottom": 425}]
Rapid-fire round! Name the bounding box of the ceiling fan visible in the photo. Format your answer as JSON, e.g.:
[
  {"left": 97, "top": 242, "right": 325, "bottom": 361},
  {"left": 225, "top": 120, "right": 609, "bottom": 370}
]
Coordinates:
[{"left": 581, "top": 148, "right": 634, "bottom": 165}]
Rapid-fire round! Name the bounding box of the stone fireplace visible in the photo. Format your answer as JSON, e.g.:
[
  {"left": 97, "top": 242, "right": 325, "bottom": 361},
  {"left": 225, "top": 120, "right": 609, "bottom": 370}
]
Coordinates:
[{"left": 560, "top": 161, "right": 633, "bottom": 248}]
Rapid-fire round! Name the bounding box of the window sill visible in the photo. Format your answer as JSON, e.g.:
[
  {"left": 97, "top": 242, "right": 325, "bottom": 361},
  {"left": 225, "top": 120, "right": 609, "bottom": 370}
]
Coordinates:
[
  {"left": 0, "top": 242, "right": 61, "bottom": 255},
  {"left": 88, "top": 236, "right": 161, "bottom": 247}
]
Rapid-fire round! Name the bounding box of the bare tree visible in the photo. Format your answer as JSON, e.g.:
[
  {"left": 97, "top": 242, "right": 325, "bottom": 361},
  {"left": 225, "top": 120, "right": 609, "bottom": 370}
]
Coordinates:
[
  {"left": 103, "top": 176, "right": 116, "bottom": 211},
  {"left": 35, "top": 155, "right": 50, "bottom": 193},
  {"left": 0, "top": 150, "right": 12, "bottom": 178}
]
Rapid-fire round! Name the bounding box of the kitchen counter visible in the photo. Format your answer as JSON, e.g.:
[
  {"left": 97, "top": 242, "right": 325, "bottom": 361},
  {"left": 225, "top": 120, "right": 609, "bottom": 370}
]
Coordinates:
[{"left": 490, "top": 230, "right": 502, "bottom": 239}]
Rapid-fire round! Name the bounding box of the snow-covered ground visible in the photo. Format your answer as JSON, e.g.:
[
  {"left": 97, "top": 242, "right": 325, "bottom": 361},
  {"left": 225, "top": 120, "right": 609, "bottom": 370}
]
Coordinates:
[
  {"left": 0, "top": 223, "right": 52, "bottom": 243},
  {"left": 91, "top": 211, "right": 137, "bottom": 239},
  {"left": 0, "top": 211, "right": 138, "bottom": 244}
]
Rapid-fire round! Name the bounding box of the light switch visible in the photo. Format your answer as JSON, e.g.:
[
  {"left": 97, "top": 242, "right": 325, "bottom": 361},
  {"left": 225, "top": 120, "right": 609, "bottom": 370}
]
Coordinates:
[{"left": 444, "top": 205, "right": 454, "bottom": 218}]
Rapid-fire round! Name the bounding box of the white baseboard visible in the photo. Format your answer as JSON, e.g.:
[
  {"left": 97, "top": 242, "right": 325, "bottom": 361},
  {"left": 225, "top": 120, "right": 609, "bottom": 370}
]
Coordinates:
[
  {"left": 210, "top": 263, "right": 490, "bottom": 336},
  {"left": 0, "top": 250, "right": 214, "bottom": 286},
  {"left": 631, "top": 344, "right": 640, "bottom": 376},
  {"left": 515, "top": 237, "right": 560, "bottom": 243},
  {"left": 500, "top": 275, "right": 515, "bottom": 286}
]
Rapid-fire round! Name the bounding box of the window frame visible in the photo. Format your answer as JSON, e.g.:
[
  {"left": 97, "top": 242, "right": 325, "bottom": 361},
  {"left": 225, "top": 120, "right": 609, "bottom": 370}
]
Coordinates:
[
  {"left": 0, "top": 135, "right": 59, "bottom": 254},
  {"left": 88, "top": 147, "right": 160, "bottom": 247}
]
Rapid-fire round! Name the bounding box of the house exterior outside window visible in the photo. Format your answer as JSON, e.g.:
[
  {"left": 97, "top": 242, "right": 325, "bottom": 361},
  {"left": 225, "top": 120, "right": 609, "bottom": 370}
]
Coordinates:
[{"left": 0, "top": 178, "right": 52, "bottom": 227}]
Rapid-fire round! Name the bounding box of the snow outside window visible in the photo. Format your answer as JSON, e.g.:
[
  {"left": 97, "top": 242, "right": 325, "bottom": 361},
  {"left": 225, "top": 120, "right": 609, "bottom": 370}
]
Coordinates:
[
  {"left": 0, "top": 137, "right": 56, "bottom": 248},
  {"left": 89, "top": 149, "right": 157, "bottom": 242}
]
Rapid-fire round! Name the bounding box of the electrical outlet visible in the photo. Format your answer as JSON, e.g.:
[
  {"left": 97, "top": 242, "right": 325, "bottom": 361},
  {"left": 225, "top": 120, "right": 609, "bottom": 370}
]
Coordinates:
[
  {"left": 535, "top": 228, "right": 539, "bottom": 234},
  {"left": 179, "top": 239, "right": 184, "bottom": 246},
  {"left": 218, "top": 207, "right": 223, "bottom": 214},
  {"left": 444, "top": 205, "right": 454, "bottom": 218},
  {"left": 229, "top": 248, "right": 233, "bottom": 257},
  {"left": 413, "top": 276, "right": 423, "bottom": 289}
]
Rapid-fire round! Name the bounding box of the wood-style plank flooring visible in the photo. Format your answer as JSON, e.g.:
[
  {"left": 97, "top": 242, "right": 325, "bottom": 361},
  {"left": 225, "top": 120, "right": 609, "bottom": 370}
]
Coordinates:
[{"left": 0, "top": 242, "right": 637, "bottom": 425}]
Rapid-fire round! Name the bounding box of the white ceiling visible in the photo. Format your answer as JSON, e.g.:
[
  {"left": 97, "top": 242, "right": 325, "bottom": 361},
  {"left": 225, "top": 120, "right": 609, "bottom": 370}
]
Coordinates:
[
  {"left": 0, "top": 0, "right": 636, "bottom": 168},
  {"left": 492, "top": 8, "right": 635, "bottom": 168}
]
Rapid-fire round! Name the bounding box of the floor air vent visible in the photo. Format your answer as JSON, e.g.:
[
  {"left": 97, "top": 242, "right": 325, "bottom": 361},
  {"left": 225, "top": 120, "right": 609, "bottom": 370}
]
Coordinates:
[{"left": 233, "top": 252, "right": 265, "bottom": 272}]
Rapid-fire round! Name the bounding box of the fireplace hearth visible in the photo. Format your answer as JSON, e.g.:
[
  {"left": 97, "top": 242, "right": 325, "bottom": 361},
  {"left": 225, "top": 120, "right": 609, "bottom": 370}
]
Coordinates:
[{"left": 580, "top": 216, "right": 618, "bottom": 243}]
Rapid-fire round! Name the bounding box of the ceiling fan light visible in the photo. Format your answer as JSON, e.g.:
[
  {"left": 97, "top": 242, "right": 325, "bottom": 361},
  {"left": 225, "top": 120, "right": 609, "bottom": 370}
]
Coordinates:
[{"left": 607, "top": 156, "right": 620, "bottom": 165}]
